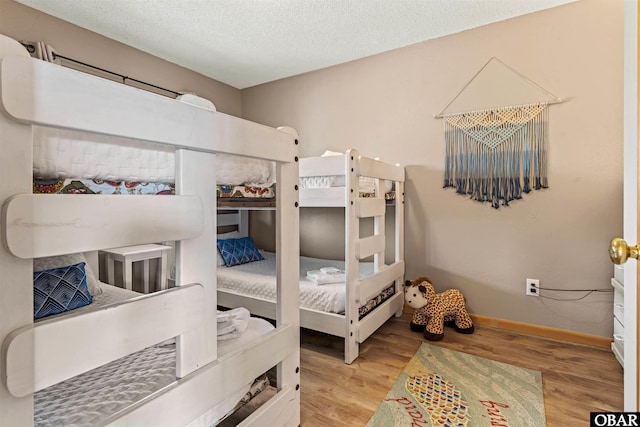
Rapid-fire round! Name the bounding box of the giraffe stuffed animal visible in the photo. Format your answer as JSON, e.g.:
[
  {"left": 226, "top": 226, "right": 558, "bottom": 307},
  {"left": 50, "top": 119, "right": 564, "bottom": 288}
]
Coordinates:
[{"left": 404, "top": 276, "right": 474, "bottom": 341}]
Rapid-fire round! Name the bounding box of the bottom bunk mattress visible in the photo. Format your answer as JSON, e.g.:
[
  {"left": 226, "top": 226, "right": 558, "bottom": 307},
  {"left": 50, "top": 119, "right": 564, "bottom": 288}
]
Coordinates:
[
  {"left": 34, "top": 283, "right": 274, "bottom": 427},
  {"left": 217, "top": 251, "right": 396, "bottom": 319}
]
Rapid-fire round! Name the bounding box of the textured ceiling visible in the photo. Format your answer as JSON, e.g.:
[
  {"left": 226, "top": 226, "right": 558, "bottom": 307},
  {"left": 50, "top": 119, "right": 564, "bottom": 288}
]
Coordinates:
[{"left": 17, "top": 0, "right": 576, "bottom": 89}]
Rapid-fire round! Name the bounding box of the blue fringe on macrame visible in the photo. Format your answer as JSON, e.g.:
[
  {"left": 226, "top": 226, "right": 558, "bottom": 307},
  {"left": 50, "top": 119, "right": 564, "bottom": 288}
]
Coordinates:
[{"left": 443, "top": 103, "right": 549, "bottom": 209}]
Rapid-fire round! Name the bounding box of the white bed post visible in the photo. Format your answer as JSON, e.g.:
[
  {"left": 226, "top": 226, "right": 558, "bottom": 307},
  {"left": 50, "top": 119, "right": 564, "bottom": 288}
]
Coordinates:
[
  {"left": 238, "top": 210, "right": 249, "bottom": 236},
  {"left": 0, "top": 94, "right": 34, "bottom": 426},
  {"left": 373, "top": 178, "right": 385, "bottom": 273},
  {"left": 174, "top": 149, "right": 217, "bottom": 376},
  {"left": 394, "top": 178, "right": 405, "bottom": 317},
  {"left": 275, "top": 139, "right": 301, "bottom": 425},
  {"left": 344, "top": 149, "right": 360, "bottom": 364}
]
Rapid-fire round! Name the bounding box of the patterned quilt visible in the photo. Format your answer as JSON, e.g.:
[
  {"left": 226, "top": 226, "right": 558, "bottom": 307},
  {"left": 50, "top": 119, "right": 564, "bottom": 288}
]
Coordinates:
[
  {"left": 217, "top": 184, "right": 275, "bottom": 200},
  {"left": 33, "top": 178, "right": 276, "bottom": 202},
  {"left": 33, "top": 178, "right": 174, "bottom": 195}
]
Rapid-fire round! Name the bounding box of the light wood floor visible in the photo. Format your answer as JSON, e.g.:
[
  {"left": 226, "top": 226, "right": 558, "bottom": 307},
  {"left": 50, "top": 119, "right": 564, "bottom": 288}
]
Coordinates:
[{"left": 299, "top": 312, "right": 623, "bottom": 427}]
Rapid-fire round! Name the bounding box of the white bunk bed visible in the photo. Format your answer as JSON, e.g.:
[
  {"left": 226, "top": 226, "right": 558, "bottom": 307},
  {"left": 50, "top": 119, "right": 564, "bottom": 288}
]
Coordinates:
[
  {"left": 0, "top": 35, "right": 300, "bottom": 426},
  {"left": 217, "top": 151, "right": 405, "bottom": 364}
]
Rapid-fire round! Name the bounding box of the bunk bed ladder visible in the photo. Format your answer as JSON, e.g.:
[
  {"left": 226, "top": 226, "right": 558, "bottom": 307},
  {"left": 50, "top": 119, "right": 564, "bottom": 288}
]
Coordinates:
[{"left": 344, "top": 150, "right": 406, "bottom": 364}]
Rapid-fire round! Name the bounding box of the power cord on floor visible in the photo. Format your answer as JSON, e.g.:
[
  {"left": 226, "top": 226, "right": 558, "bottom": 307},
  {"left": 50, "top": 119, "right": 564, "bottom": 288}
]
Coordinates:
[{"left": 534, "top": 285, "right": 612, "bottom": 301}]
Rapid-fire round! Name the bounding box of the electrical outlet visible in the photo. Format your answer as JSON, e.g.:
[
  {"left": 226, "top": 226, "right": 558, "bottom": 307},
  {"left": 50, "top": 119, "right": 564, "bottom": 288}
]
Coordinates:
[{"left": 526, "top": 278, "right": 539, "bottom": 296}]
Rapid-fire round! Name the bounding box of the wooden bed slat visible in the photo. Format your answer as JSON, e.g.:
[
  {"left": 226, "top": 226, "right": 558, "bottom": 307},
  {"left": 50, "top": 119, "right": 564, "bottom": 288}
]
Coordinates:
[
  {"left": 298, "top": 308, "right": 345, "bottom": 338},
  {"left": 356, "top": 234, "right": 385, "bottom": 260},
  {"left": 217, "top": 200, "right": 276, "bottom": 209},
  {"left": 356, "top": 156, "right": 405, "bottom": 182},
  {"left": 238, "top": 386, "right": 298, "bottom": 427},
  {"left": 298, "top": 155, "right": 345, "bottom": 177},
  {"left": 356, "top": 197, "right": 385, "bottom": 218},
  {"left": 357, "top": 261, "right": 404, "bottom": 303},
  {"left": 107, "top": 324, "right": 297, "bottom": 426},
  {"left": 3, "top": 194, "right": 203, "bottom": 258},
  {"left": 357, "top": 292, "right": 404, "bottom": 342},
  {"left": 299, "top": 187, "right": 346, "bottom": 207},
  {"left": 3, "top": 284, "right": 204, "bottom": 397}
]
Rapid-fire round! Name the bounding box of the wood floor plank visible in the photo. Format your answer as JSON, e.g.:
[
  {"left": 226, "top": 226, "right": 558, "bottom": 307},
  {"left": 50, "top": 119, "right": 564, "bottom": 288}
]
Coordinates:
[{"left": 299, "top": 312, "right": 623, "bottom": 426}]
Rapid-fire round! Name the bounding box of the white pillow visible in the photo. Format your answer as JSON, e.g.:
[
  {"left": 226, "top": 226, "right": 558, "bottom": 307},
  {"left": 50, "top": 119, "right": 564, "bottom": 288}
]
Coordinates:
[
  {"left": 216, "top": 231, "right": 242, "bottom": 266},
  {"left": 34, "top": 253, "right": 103, "bottom": 296}
]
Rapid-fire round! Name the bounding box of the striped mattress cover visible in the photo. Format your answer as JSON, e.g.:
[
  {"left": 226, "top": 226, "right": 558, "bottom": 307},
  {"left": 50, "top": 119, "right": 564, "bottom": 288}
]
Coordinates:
[
  {"left": 217, "top": 251, "right": 396, "bottom": 319},
  {"left": 34, "top": 283, "right": 274, "bottom": 426}
]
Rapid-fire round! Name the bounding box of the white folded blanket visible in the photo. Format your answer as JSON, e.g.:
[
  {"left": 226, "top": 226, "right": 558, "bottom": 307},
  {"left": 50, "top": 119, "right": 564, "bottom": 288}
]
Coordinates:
[
  {"left": 217, "top": 307, "right": 250, "bottom": 340},
  {"left": 306, "top": 267, "right": 346, "bottom": 285}
]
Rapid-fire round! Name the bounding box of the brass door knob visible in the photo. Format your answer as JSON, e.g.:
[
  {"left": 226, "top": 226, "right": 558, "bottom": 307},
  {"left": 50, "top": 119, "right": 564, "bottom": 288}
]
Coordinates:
[{"left": 610, "top": 237, "right": 640, "bottom": 264}]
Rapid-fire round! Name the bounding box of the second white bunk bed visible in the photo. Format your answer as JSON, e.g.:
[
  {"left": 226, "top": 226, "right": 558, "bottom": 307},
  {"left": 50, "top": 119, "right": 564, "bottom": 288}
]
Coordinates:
[
  {"left": 0, "top": 35, "right": 300, "bottom": 427},
  {"left": 217, "top": 150, "right": 405, "bottom": 364}
]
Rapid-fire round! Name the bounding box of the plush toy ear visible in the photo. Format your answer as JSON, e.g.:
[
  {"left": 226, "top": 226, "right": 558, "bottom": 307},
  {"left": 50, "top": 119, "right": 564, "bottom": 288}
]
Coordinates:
[
  {"left": 404, "top": 280, "right": 412, "bottom": 288},
  {"left": 418, "top": 277, "right": 434, "bottom": 287},
  {"left": 418, "top": 284, "right": 427, "bottom": 294}
]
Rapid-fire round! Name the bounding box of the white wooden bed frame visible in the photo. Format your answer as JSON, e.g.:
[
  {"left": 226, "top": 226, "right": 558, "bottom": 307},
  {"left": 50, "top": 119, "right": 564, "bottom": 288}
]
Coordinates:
[
  {"left": 218, "top": 151, "right": 405, "bottom": 364},
  {"left": 0, "top": 36, "right": 300, "bottom": 426}
]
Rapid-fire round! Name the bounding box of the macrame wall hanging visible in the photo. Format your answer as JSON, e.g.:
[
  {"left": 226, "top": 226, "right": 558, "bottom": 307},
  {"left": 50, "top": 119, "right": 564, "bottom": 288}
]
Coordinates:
[{"left": 435, "top": 57, "right": 562, "bottom": 209}]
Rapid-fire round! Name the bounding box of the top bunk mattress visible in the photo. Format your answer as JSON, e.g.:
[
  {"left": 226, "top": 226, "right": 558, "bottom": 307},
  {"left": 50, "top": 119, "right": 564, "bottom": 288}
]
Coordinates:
[{"left": 32, "top": 126, "right": 276, "bottom": 186}]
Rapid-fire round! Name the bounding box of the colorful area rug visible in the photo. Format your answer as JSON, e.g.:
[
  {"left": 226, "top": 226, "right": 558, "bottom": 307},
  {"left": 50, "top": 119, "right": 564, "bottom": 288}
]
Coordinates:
[{"left": 367, "top": 344, "right": 545, "bottom": 427}]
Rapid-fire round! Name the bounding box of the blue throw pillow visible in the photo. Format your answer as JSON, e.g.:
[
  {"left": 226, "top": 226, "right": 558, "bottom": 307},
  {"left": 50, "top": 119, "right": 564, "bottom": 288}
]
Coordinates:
[
  {"left": 217, "top": 237, "right": 264, "bottom": 267},
  {"left": 34, "top": 261, "right": 93, "bottom": 320}
]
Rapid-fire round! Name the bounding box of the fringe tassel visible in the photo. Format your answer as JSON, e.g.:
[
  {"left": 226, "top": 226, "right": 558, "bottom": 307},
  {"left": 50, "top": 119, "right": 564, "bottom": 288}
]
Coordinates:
[{"left": 443, "top": 103, "right": 548, "bottom": 209}]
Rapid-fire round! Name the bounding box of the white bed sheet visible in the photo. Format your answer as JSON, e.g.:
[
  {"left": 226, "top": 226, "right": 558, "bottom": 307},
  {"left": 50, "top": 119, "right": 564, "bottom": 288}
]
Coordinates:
[
  {"left": 33, "top": 126, "right": 276, "bottom": 186},
  {"left": 217, "top": 251, "right": 375, "bottom": 314},
  {"left": 34, "top": 283, "right": 274, "bottom": 426}
]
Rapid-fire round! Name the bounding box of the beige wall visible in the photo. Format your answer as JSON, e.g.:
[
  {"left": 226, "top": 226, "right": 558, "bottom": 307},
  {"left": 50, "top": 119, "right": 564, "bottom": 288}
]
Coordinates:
[
  {"left": 0, "top": 0, "right": 241, "bottom": 116},
  {"left": 242, "top": 0, "right": 624, "bottom": 338}
]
